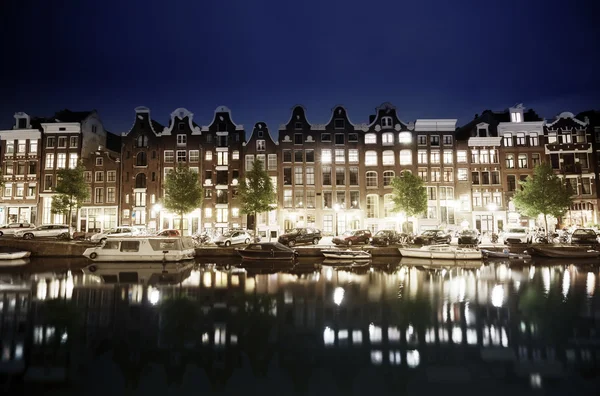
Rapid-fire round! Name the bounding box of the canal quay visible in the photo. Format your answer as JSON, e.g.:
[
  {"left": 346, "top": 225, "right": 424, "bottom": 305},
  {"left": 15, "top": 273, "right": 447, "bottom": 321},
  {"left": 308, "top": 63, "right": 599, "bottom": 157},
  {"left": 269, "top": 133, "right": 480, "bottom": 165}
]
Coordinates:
[{"left": 1, "top": 253, "right": 599, "bottom": 396}]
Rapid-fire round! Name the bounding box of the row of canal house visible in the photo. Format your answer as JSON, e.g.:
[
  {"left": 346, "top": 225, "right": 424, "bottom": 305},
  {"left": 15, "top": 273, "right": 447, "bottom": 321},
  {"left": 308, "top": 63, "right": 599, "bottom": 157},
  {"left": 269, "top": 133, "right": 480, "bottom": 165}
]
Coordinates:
[{"left": 0, "top": 105, "right": 599, "bottom": 237}]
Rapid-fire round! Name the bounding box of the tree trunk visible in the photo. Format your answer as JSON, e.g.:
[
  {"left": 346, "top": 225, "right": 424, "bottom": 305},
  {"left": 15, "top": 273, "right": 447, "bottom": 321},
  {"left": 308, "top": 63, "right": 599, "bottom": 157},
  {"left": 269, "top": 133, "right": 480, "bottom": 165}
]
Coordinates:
[
  {"left": 67, "top": 204, "right": 73, "bottom": 239},
  {"left": 254, "top": 211, "right": 258, "bottom": 242},
  {"left": 543, "top": 213, "right": 549, "bottom": 238},
  {"left": 180, "top": 211, "right": 185, "bottom": 236}
]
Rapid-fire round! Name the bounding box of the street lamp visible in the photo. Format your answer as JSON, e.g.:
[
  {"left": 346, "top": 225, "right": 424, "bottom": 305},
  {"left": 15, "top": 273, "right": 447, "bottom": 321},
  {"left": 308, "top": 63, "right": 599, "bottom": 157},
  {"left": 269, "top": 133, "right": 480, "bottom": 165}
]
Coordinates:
[
  {"left": 334, "top": 203, "right": 340, "bottom": 236},
  {"left": 487, "top": 202, "right": 498, "bottom": 233}
]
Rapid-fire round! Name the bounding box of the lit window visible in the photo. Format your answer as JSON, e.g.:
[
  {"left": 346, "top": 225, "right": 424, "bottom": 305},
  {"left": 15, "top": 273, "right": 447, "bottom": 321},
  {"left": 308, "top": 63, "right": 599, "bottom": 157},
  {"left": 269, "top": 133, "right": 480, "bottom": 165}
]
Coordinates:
[
  {"left": 382, "top": 150, "right": 394, "bottom": 165},
  {"left": 399, "top": 132, "right": 412, "bottom": 144},
  {"left": 399, "top": 150, "right": 412, "bottom": 165},
  {"left": 365, "top": 151, "right": 377, "bottom": 166},
  {"left": 382, "top": 133, "right": 394, "bottom": 145},
  {"left": 365, "top": 133, "right": 376, "bottom": 144},
  {"left": 321, "top": 149, "right": 332, "bottom": 164},
  {"left": 205, "top": 151, "right": 212, "bottom": 161}
]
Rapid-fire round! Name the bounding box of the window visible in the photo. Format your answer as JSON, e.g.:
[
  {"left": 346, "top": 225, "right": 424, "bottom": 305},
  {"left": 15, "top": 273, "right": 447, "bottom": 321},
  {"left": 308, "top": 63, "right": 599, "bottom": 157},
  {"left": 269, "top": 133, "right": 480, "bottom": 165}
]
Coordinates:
[
  {"left": 443, "top": 135, "right": 453, "bottom": 145},
  {"left": 283, "top": 150, "right": 292, "bottom": 162},
  {"left": 306, "top": 150, "right": 315, "bottom": 162},
  {"left": 518, "top": 154, "right": 527, "bottom": 168},
  {"left": 398, "top": 132, "right": 412, "bottom": 144},
  {"left": 503, "top": 133, "right": 513, "bottom": 147},
  {"left": 135, "top": 151, "right": 147, "bottom": 167},
  {"left": 46, "top": 137, "right": 55, "bottom": 148},
  {"left": 366, "top": 171, "right": 377, "bottom": 187},
  {"left": 322, "top": 166, "right": 332, "bottom": 185},
  {"left": 57, "top": 153, "right": 66, "bottom": 169},
  {"left": 456, "top": 151, "right": 467, "bottom": 163},
  {"left": 348, "top": 133, "right": 358, "bottom": 142},
  {"left": 443, "top": 151, "right": 453, "bottom": 164},
  {"left": 417, "top": 135, "right": 426, "bottom": 145},
  {"left": 430, "top": 169, "right": 440, "bottom": 182},
  {"left": 17, "top": 140, "right": 26, "bottom": 153},
  {"left": 321, "top": 133, "right": 331, "bottom": 142},
  {"left": 164, "top": 150, "right": 174, "bottom": 163},
  {"left": 294, "top": 189, "right": 304, "bottom": 207},
  {"left": 349, "top": 167, "right": 358, "bottom": 185},
  {"left": 348, "top": 149, "right": 358, "bottom": 163},
  {"left": 418, "top": 168, "right": 428, "bottom": 182},
  {"left": 481, "top": 171, "right": 490, "bottom": 185},
  {"left": 427, "top": 187, "right": 437, "bottom": 200},
  {"left": 365, "top": 133, "right": 376, "bottom": 144},
  {"left": 505, "top": 154, "right": 515, "bottom": 169},
  {"left": 94, "top": 188, "right": 104, "bottom": 204},
  {"left": 490, "top": 149, "right": 498, "bottom": 163},
  {"left": 507, "top": 175, "right": 517, "bottom": 191},
  {"left": 306, "top": 190, "right": 316, "bottom": 208},
  {"left": 45, "top": 153, "right": 54, "bottom": 169},
  {"left": 430, "top": 151, "right": 440, "bottom": 164},
  {"left": 283, "top": 167, "right": 292, "bottom": 185},
  {"left": 67, "top": 153, "right": 77, "bottom": 168},
  {"left": 561, "top": 132, "right": 572, "bottom": 144},
  {"left": 283, "top": 190, "right": 293, "bottom": 208},
  {"left": 479, "top": 150, "right": 489, "bottom": 164},
  {"left": 257, "top": 140, "right": 266, "bottom": 151},
  {"left": 547, "top": 133, "right": 557, "bottom": 144},
  {"left": 84, "top": 171, "right": 92, "bottom": 183},
  {"left": 366, "top": 195, "right": 378, "bottom": 218},
  {"left": 204, "top": 151, "right": 212, "bottom": 161},
  {"left": 457, "top": 168, "right": 467, "bottom": 181},
  {"left": 529, "top": 133, "right": 539, "bottom": 146},
  {"left": 350, "top": 191, "right": 359, "bottom": 209},
  {"left": 306, "top": 167, "right": 314, "bottom": 185},
  {"left": 268, "top": 154, "right": 277, "bottom": 170},
  {"left": 189, "top": 150, "right": 199, "bottom": 162},
  {"left": 4, "top": 162, "right": 13, "bottom": 175},
  {"left": 294, "top": 150, "right": 303, "bottom": 162},
  {"left": 335, "top": 168, "right": 345, "bottom": 185},
  {"left": 3, "top": 185, "right": 12, "bottom": 197},
  {"left": 491, "top": 171, "right": 500, "bottom": 184},
  {"left": 177, "top": 134, "right": 186, "bottom": 145},
  {"left": 321, "top": 149, "right": 332, "bottom": 164},
  {"left": 17, "top": 162, "right": 25, "bottom": 175},
  {"left": 134, "top": 191, "right": 146, "bottom": 206},
  {"left": 334, "top": 119, "right": 345, "bottom": 129},
  {"left": 29, "top": 140, "right": 38, "bottom": 154},
  {"left": 106, "top": 170, "right": 116, "bottom": 182},
  {"left": 430, "top": 135, "right": 440, "bottom": 146},
  {"left": 245, "top": 155, "right": 255, "bottom": 171},
  {"left": 381, "top": 116, "right": 393, "bottom": 128},
  {"left": 383, "top": 170, "right": 395, "bottom": 186},
  {"left": 531, "top": 153, "right": 541, "bottom": 167},
  {"left": 294, "top": 167, "right": 303, "bottom": 185},
  {"left": 399, "top": 150, "right": 412, "bottom": 165},
  {"left": 28, "top": 161, "right": 36, "bottom": 174},
  {"left": 382, "top": 150, "right": 394, "bottom": 165},
  {"left": 323, "top": 191, "right": 332, "bottom": 209},
  {"left": 136, "top": 135, "right": 147, "bottom": 148},
  {"left": 15, "top": 183, "right": 23, "bottom": 197},
  {"left": 516, "top": 133, "right": 526, "bottom": 146},
  {"left": 382, "top": 133, "right": 394, "bottom": 145},
  {"left": 365, "top": 151, "right": 377, "bottom": 166},
  {"left": 217, "top": 151, "right": 228, "bottom": 166},
  {"left": 27, "top": 185, "right": 35, "bottom": 197},
  {"left": 232, "top": 150, "right": 239, "bottom": 160},
  {"left": 471, "top": 171, "right": 480, "bottom": 184},
  {"left": 511, "top": 111, "right": 522, "bottom": 123},
  {"left": 582, "top": 178, "right": 592, "bottom": 194},
  {"left": 471, "top": 150, "right": 479, "bottom": 164},
  {"left": 443, "top": 168, "right": 453, "bottom": 182},
  {"left": 95, "top": 171, "right": 104, "bottom": 182},
  {"left": 417, "top": 150, "right": 427, "bottom": 164},
  {"left": 58, "top": 136, "right": 67, "bottom": 148},
  {"left": 335, "top": 149, "right": 345, "bottom": 164},
  {"left": 335, "top": 134, "right": 344, "bottom": 145},
  {"left": 472, "top": 194, "right": 481, "bottom": 207}
]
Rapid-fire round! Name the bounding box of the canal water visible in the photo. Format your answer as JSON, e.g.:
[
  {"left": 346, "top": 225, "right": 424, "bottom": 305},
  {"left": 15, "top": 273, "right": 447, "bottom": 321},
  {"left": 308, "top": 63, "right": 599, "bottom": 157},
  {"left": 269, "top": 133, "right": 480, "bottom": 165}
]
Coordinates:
[{"left": 1, "top": 257, "right": 599, "bottom": 395}]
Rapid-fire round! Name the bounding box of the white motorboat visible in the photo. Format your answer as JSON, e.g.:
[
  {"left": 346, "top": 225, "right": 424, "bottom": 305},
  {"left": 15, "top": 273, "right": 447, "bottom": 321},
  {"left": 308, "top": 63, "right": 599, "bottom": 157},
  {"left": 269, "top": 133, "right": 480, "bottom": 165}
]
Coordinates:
[
  {"left": 0, "top": 251, "right": 30, "bottom": 260},
  {"left": 399, "top": 244, "right": 482, "bottom": 260},
  {"left": 321, "top": 249, "right": 372, "bottom": 259},
  {"left": 82, "top": 237, "right": 195, "bottom": 262}
]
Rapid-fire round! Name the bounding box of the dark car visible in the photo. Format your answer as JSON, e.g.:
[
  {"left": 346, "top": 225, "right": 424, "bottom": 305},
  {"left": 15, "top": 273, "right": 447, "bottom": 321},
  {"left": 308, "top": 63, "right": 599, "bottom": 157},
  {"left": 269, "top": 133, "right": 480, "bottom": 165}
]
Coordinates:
[
  {"left": 457, "top": 229, "right": 481, "bottom": 245},
  {"left": 332, "top": 229, "right": 372, "bottom": 246},
  {"left": 371, "top": 230, "right": 401, "bottom": 246},
  {"left": 278, "top": 227, "right": 322, "bottom": 247},
  {"left": 413, "top": 230, "right": 451, "bottom": 245},
  {"left": 569, "top": 228, "right": 599, "bottom": 245},
  {"left": 156, "top": 229, "right": 181, "bottom": 237}
]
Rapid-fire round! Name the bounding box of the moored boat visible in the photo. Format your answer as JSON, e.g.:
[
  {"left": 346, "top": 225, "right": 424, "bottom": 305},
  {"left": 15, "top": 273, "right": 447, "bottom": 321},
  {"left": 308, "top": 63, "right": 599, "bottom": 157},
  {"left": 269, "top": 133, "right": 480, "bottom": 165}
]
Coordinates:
[
  {"left": 400, "top": 257, "right": 483, "bottom": 268},
  {"left": 527, "top": 246, "right": 600, "bottom": 259},
  {"left": 236, "top": 242, "right": 298, "bottom": 261},
  {"left": 480, "top": 249, "right": 531, "bottom": 260},
  {"left": 0, "top": 251, "right": 30, "bottom": 260},
  {"left": 399, "top": 245, "right": 482, "bottom": 260},
  {"left": 0, "top": 258, "right": 30, "bottom": 267},
  {"left": 82, "top": 237, "right": 195, "bottom": 262},
  {"left": 321, "top": 249, "right": 372, "bottom": 259},
  {"left": 323, "top": 258, "right": 372, "bottom": 266}
]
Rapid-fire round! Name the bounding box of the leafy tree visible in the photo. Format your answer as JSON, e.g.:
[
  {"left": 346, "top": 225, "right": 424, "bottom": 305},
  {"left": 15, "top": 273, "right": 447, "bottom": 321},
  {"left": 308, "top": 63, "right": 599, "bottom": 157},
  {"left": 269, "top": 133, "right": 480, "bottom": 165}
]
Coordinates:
[
  {"left": 238, "top": 158, "right": 276, "bottom": 241},
  {"left": 163, "top": 165, "right": 203, "bottom": 235},
  {"left": 513, "top": 163, "right": 572, "bottom": 234},
  {"left": 390, "top": 171, "right": 427, "bottom": 228},
  {"left": 51, "top": 164, "right": 89, "bottom": 237}
]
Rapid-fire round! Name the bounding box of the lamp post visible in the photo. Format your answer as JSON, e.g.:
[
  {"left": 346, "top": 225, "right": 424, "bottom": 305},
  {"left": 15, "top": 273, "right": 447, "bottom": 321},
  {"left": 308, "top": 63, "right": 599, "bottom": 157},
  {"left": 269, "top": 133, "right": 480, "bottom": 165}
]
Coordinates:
[
  {"left": 334, "top": 203, "right": 340, "bottom": 236},
  {"left": 487, "top": 202, "right": 498, "bottom": 234}
]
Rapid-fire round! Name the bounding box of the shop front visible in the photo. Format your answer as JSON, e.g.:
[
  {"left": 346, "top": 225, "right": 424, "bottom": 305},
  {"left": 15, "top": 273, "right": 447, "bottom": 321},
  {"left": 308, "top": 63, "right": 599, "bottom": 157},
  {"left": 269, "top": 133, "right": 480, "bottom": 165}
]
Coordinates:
[
  {"left": 78, "top": 207, "right": 118, "bottom": 233},
  {"left": 0, "top": 205, "right": 37, "bottom": 225}
]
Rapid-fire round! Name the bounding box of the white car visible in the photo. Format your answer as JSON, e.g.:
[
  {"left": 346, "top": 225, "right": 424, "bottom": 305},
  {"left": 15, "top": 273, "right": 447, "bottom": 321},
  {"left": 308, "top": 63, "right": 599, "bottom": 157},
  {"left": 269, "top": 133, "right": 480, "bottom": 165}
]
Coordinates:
[
  {"left": 0, "top": 223, "right": 36, "bottom": 236},
  {"left": 14, "top": 224, "right": 70, "bottom": 240},
  {"left": 213, "top": 230, "right": 252, "bottom": 247},
  {"left": 502, "top": 227, "right": 531, "bottom": 244},
  {"left": 90, "top": 226, "right": 143, "bottom": 243}
]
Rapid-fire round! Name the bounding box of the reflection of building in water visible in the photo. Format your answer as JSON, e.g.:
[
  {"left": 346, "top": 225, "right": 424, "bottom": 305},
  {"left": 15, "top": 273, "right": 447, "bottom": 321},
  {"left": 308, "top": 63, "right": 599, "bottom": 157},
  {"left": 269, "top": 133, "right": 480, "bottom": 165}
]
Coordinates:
[
  {"left": 1, "top": 263, "right": 598, "bottom": 392},
  {"left": 0, "top": 285, "right": 29, "bottom": 375}
]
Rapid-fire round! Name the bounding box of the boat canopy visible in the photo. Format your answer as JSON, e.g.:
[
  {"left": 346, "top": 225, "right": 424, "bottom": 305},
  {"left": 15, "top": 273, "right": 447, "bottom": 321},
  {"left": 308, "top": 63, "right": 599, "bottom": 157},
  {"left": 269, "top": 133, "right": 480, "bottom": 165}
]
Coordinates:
[{"left": 245, "top": 242, "right": 294, "bottom": 252}]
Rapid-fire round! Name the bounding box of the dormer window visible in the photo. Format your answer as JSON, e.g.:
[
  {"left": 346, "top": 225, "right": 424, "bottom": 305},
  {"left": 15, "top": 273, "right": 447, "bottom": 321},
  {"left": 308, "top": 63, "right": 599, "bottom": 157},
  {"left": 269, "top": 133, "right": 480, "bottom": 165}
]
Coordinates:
[
  {"left": 17, "top": 118, "right": 27, "bottom": 129},
  {"left": 177, "top": 134, "right": 186, "bottom": 146},
  {"left": 294, "top": 122, "right": 303, "bottom": 130},
  {"left": 178, "top": 122, "right": 185, "bottom": 130},
  {"left": 510, "top": 111, "right": 522, "bottom": 123},
  {"left": 381, "top": 117, "right": 393, "bottom": 128},
  {"left": 257, "top": 131, "right": 264, "bottom": 138},
  {"left": 477, "top": 128, "right": 486, "bottom": 137},
  {"left": 334, "top": 119, "right": 345, "bottom": 129},
  {"left": 257, "top": 140, "right": 266, "bottom": 151}
]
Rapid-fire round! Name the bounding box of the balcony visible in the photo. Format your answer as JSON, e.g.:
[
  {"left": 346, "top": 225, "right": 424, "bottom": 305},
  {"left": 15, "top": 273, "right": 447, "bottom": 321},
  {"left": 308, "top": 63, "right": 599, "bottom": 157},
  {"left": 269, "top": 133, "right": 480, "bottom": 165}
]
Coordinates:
[
  {"left": 560, "top": 164, "right": 583, "bottom": 174},
  {"left": 546, "top": 142, "right": 591, "bottom": 152}
]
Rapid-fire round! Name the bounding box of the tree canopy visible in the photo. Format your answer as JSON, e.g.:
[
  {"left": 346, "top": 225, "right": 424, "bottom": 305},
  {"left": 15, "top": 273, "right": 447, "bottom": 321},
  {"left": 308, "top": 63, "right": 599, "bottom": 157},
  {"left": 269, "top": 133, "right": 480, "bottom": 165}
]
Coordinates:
[
  {"left": 390, "top": 171, "right": 427, "bottom": 217},
  {"left": 51, "top": 164, "right": 89, "bottom": 236},
  {"left": 163, "top": 165, "right": 203, "bottom": 234},
  {"left": 238, "top": 158, "right": 276, "bottom": 239},
  {"left": 512, "top": 163, "right": 572, "bottom": 232}
]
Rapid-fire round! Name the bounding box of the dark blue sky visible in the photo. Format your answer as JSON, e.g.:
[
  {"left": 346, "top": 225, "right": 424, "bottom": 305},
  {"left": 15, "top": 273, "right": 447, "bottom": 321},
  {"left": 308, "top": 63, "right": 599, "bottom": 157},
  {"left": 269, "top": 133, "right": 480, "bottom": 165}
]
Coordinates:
[{"left": 1, "top": 0, "right": 598, "bottom": 134}]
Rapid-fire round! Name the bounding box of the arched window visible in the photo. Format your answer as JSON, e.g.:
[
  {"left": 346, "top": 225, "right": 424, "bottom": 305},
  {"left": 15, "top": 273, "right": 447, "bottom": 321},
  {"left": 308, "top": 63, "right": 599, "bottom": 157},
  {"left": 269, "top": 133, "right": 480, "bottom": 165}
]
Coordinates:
[
  {"left": 384, "top": 194, "right": 394, "bottom": 217},
  {"left": 382, "top": 133, "right": 394, "bottom": 145},
  {"left": 366, "top": 171, "right": 378, "bottom": 187},
  {"left": 136, "top": 152, "right": 147, "bottom": 166},
  {"left": 365, "top": 151, "right": 377, "bottom": 166},
  {"left": 135, "top": 173, "right": 146, "bottom": 189},
  {"left": 365, "top": 133, "right": 377, "bottom": 144},
  {"left": 398, "top": 132, "right": 412, "bottom": 144},
  {"left": 383, "top": 171, "right": 395, "bottom": 186},
  {"left": 136, "top": 135, "right": 148, "bottom": 148},
  {"left": 366, "top": 194, "right": 379, "bottom": 218},
  {"left": 399, "top": 149, "right": 412, "bottom": 165},
  {"left": 382, "top": 150, "right": 395, "bottom": 165}
]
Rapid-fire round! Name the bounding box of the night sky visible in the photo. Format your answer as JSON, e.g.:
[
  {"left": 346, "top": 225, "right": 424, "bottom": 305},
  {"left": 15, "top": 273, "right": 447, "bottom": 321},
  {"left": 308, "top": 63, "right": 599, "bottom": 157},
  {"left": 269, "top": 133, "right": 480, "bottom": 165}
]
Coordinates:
[{"left": 1, "top": 0, "right": 598, "bottom": 134}]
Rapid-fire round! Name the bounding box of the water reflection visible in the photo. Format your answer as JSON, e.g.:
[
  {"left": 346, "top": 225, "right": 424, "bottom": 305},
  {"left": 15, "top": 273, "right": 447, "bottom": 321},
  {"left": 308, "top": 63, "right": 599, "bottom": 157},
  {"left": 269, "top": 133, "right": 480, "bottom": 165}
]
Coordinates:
[{"left": 0, "top": 258, "right": 599, "bottom": 395}]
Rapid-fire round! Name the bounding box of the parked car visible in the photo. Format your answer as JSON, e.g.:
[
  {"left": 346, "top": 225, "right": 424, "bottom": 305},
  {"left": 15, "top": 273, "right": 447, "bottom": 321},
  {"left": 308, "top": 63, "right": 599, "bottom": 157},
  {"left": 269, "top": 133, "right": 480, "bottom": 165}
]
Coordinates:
[
  {"left": 72, "top": 228, "right": 101, "bottom": 241},
  {"left": 569, "top": 228, "right": 599, "bottom": 245},
  {"left": 502, "top": 227, "right": 531, "bottom": 244},
  {"left": 156, "top": 229, "right": 181, "bottom": 237},
  {"left": 457, "top": 229, "right": 481, "bottom": 245},
  {"left": 0, "top": 223, "right": 35, "bottom": 236},
  {"left": 90, "top": 226, "right": 143, "bottom": 243},
  {"left": 14, "top": 224, "right": 70, "bottom": 240},
  {"left": 413, "top": 230, "right": 452, "bottom": 245},
  {"left": 214, "top": 230, "right": 252, "bottom": 247},
  {"left": 332, "top": 229, "right": 372, "bottom": 246},
  {"left": 278, "top": 228, "right": 322, "bottom": 247},
  {"left": 371, "top": 230, "right": 401, "bottom": 246}
]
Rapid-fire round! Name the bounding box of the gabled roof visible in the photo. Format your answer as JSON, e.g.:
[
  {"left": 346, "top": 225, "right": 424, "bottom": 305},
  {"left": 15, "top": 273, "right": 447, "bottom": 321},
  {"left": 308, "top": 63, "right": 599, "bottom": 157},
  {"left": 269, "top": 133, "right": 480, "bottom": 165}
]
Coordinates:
[
  {"left": 456, "top": 107, "right": 543, "bottom": 140},
  {"left": 576, "top": 110, "right": 600, "bottom": 126},
  {"left": 246, "top": 122, "right": 278, "bottom": 146},
  {"left": 106, "top": 132, "right": 122, "bottom": 152},
  {"left": 50, "top": 109, "right": 94, "bottom": 123}
]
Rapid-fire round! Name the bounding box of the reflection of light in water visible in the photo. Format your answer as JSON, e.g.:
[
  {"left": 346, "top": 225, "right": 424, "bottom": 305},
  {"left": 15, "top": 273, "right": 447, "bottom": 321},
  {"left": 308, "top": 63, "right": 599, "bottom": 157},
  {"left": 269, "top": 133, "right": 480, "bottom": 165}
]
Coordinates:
[
  {"left": 369, "top": 323, "right": 382, "bottom": 343},
  {"left": 529, "top": 266, "right": 535, "bottom": 280},
  {"left": 425, "top": 328, "right": 435, "bottom": 344},
  {"left": 438, "top": 329, "right": 449, "bottom": 343},
  {"left": 323, "top": 327, "right": 335, "bottom": 346},
  {"left": 465, "top": 302, "right": 472, "bottom": 326},
  {"left": 407, "top": 350, "right": 420, "bottom": 368},
  {"left": 333, "top": 287, "right": 345, "bottom": 305},
  {"left": 514, "top": 281, "right": 520, "bottom": 292},
  {"left": 388, "top": 326, "right": 400, "bottom": 342},
  {"left": 352, "top": 330, "right": 362, "bottom": 345},
  {"left": 497, "top": 264, "right": 508, "bottom": 280},
  {"left": 371, "top": 350, "right": 382, "bottom": 365},
  {"left": 389, "top": 350, "right": 401, "bottom": 365},
  {"left": 149, "top": 288, "right": 160, "bottom": 305},
  {"left": 530, "top": 373, "right": 542, "bottom": 389},
  {"left": 466, "top": 329, "right": 477, "bottom": 345},
  {"left": 520, "top": 321, "right": 527, "bottom": 333},
  {"left": 203, "top": 272, "right": 212, "bottom": 288},
  {"left": 36, "top": 281, "right": 47, "bottom": 300},
  {"left": 441, "top": 269, "right": 447, "bottom": 277},
  {"left": 182, "top": 270, "right": 200, "bottom": 286},
  {"left": 230, "top": 334, "right": 238, "bottom": 345},
  {"left": 202, "top": 333, "right": 209, "bottom": 344},
  {"left": 284, "top": 290, "right": 293, "bottom": 304},
  {"left": 442, "top": 302, "right": 448, "bottom": 322},
  {"left": 214, "top": 327, "right": 227, "bottom": 345},
  {"left": 338, "top": 329, "right": 348, "bottom": 341},
  {"left": 542, "top": 268, "right": 550, "bottom": 295},
  {"left": 65, "top": 271, "right": 74, "bottom": 299},
  {"left": 452, "top": 326, "right": 462, "bottom": 344},
  {"left": 49, "top": 279, "right": 60, "bottom": 299},
  {"left": 501, "top": 327, "right": 509, "bottom": 347},
  {"left": 326, "top": 267, "right": 333, "bottom": 281},
  {"left": 15, "top": 343, "right": 23, "bottom": 360},
  {"left": 562, "top": 270, "right": 571, "bottom": 299},
  {"left": 245, "top": 278, "right": 255, "bottom": 293},
  {"left": 491, "top": 284, "right": 504, "bottom": 307},
  {"left": 587, "top": 272, "right": 595, "bottom": 297}
]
